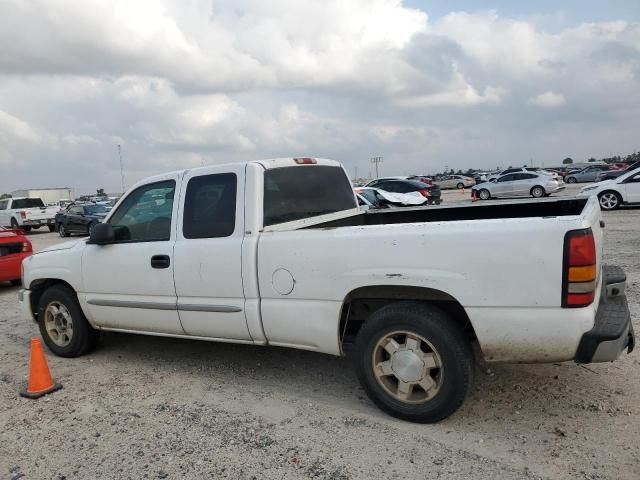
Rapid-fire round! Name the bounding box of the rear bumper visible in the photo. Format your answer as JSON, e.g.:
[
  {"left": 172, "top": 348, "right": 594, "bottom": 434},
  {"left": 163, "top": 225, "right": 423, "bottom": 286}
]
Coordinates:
[
  {"left": 575, "top": 265, "right": 635, "bottom": 363},
  {"left": 23, "top": 218, "right": 55, "bottom": 226}
]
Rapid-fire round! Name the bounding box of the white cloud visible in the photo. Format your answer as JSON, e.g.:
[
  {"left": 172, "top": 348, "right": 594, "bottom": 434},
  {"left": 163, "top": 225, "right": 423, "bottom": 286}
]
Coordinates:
[
  {"left": 0, "top": 1, "right": 639, "bottom": 192},
  {"left": 527, "top": 91, "right": 567, "bottom": 107}
]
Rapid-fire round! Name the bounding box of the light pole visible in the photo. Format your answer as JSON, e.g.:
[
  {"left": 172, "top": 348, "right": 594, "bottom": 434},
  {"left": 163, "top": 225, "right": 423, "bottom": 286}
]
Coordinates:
[
  {"left": 371, "top": 156, "right": 383, "bottom": 178},
  {"left": 117, "top": 144, "right": 125, "bottom": 194}
]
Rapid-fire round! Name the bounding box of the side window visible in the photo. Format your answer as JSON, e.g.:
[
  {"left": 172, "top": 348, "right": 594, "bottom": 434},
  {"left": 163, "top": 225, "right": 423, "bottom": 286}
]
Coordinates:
[
  {"left": 0, "top": 200, "right": 7, "bottom": 210},
  {"left": 498, "top": 174, "right": 515, "bottom": 182},
  {"left": 69, "top": 207, "right": 83, "bottom": 215},
  {"left": 108, "top": 180, "right": 176, "bottom": 242},
  {"left": 394, "top": 182, "right": 413, "bottom": 193},
  {"left": 183, "top": 173, "right": 237, "bottom": 239},
  {"left": 516, "top": 173, "right": 537, "bottom": 180}
]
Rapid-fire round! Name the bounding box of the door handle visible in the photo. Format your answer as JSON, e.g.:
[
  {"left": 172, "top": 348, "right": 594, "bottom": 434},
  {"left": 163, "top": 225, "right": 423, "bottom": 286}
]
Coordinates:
[{"left": 151, "top": 255, "right": 171, "bottom": 269}]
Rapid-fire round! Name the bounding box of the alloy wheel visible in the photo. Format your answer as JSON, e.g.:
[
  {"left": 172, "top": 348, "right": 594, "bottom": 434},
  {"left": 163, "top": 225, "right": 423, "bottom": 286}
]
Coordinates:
[
  {"left": 43, "top": 301, "right": 74, "bottom": 347},
  {"left": 372, "top": 331, "right": 443, "bottom": 404}
]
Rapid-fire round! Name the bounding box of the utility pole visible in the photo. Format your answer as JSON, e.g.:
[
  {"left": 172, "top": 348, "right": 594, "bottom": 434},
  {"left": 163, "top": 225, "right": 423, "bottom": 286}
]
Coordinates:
[
  {"left": 354, "top": 165, "right": 358, "bottom": 180},
  {"left": 371, "top": 156, "right": 383, "bottom": 178},
  {"left": 117, "top": 144, "right": 125, "bottom": 194}
]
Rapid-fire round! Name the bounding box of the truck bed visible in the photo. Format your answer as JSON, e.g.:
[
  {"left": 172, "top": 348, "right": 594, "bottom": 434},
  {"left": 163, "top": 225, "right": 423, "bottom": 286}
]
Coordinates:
[{"left": 305, "top": 197, "right": 589, "bottom": 229}]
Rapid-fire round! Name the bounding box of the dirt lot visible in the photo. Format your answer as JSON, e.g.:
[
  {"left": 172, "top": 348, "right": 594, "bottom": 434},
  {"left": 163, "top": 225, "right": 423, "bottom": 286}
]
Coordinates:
[{"left": 1, "top": 190, "right": 639, "bottom": 479}]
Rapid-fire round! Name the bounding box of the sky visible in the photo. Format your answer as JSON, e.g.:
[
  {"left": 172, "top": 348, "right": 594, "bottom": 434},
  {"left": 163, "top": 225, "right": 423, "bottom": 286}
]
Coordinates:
[{"left": 1, "top": 1, "right": 639, "bottom": 194}]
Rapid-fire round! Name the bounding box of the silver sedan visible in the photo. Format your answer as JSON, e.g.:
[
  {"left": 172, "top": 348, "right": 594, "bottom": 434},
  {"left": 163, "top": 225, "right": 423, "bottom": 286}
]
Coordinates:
[{"left": 472, "top": 172, "right": 565, "bottom": 200}]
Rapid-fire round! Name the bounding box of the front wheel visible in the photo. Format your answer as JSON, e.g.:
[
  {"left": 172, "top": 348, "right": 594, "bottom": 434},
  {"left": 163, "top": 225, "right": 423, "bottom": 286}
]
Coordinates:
[
  {"left": 37, "top": 285, "right": 99, "bottom": 357},
  {"left": 59, "top": 224, "right": 70, "bottom": 238},
  {"left": 566, "top": 177, "right": 577, "bottom": 184},
  {"left": 598, "top": 191, "right": 621, "bottom": 210},
  {"left": 456, "top": 182, "right": 464, "bottom": 189},
  {"left": 478, "top": 189, "right": 491, "bottom": 200},
  {"left": 531, "top": 186, "right": 545, "bottom": 198},
  {"left": 354, "top": 302, "right": 473, "bottom": 423}
]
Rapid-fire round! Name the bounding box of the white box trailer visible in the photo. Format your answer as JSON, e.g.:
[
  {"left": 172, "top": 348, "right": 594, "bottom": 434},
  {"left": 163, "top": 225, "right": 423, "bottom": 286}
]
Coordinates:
[{"left": 11, "top": 188, "right": 73, "bottom": 205}]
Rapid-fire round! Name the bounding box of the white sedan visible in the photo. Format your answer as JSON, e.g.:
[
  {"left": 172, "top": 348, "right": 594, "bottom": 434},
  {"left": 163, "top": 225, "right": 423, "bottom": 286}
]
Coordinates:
[
  {"left": 580, "top": 166, "right": 640, "bottom": 210},
  {"left": 472, "top": 172, "right": 565, "bottom": 200}
]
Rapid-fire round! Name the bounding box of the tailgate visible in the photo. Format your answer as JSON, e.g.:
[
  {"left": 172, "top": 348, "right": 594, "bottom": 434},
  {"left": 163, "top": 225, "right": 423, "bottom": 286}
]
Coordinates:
[{"left": 24, "top": 207, "right": 56, "bottom": 220}]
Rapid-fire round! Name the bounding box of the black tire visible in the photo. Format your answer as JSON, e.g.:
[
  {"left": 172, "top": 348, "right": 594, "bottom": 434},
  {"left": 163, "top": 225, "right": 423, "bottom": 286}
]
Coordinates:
[
  {"left": 354, "top": 301, "right": 473, "bottom": 423},
  {"left": 566, "top": 176, "right": 577, "bottom": 184},
  {"left": 456, "top": 182, "right": 464, "bottom": 189},
  {"left": 87, "top": 222, "right": 96, "bottom": 236},
  {"left": 37, "top": 285, "right": 99, "bottom": 357},
  {"left": 59, "top": 224, "right": 70, "bottom": 238},
  {"left": 478, "top": 189, "right": 491, "bottom": 200},
  {"left": 530, "top": 186, "right": 545, "bottom": 198},
  {"left": 48, "top": 225, "right": 56, "bottom": 232},
  {"left": 10, "top": 218, "right": 19, "bottom": 229},
  {"left": 598, "top": 191, "right": 622, "bottom": 211}
]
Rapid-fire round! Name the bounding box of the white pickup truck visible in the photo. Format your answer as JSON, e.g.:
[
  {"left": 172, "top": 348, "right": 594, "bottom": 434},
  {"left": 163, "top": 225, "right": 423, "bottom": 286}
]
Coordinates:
[
  {"left": 20, "top": 158, "right": 634, "bottom": 422},
  {"left": 0, "top": 197, "right": 59, "bottom": 232}
]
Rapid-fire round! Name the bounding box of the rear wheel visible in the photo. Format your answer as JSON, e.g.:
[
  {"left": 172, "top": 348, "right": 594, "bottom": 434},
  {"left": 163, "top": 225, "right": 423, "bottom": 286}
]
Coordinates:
[
  {"left": 531, "top": 186, "right": 545, "bottom": 198},
  {"left": 598, "top": 191, "right": 621, "bottom": 211},
  {"left": 354, "top": 301, "right": 473, "bottom": 423},
  {"left": 478, "top": 189, "right": 491, "bottom": 200},
  {"left": 10, "top": 218, "right": 19, "bottom": 229},
  {"left": 456, "top": 182, "right": 464, "bottom": 189},
  {"left": 37, "top": 285, "right": 99, "bottom": 357}
]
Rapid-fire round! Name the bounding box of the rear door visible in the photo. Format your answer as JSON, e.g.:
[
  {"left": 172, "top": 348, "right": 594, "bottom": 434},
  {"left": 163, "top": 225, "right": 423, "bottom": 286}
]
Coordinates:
[
  {"left": 172, "top": 164, "right": 251, "bottom": 340},
  {"left": 512, "top": 173, "right": 537, "bottom": 196}
]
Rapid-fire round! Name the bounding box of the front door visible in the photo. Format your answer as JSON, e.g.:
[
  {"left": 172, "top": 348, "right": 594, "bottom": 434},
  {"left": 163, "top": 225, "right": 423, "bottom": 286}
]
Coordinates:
[
  {"left": 493, "top": 174, "right": 517, "bottom": 197},
  {"left": 81, "top": 174, "right": 182, "bottom": 334},
  {"left": 172, "top": 164, "right": 251, "bottom": 340}
]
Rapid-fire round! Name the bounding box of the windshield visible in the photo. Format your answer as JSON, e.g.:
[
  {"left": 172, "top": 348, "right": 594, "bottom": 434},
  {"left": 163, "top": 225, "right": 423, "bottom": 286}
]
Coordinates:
[
  {"left": 263, "top": 166, "right": 356, "bottom": 227},
  {"left": 12, "top": 198, "right": 45, "bottom": 208},
  {"left": 84, "top": 205, "right": 110, "bottom": 214}
]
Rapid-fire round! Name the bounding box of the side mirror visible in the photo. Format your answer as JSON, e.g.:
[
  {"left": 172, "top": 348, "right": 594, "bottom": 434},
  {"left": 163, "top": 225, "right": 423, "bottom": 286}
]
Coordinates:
[{"left": 88, "top": 223, "right": 115, "bottom": 245}]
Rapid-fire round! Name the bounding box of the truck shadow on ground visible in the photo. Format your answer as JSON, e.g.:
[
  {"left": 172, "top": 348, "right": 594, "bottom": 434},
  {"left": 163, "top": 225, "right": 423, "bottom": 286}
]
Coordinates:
[{"left": 92, "top": 331, "right": 619, "bottom": 425}]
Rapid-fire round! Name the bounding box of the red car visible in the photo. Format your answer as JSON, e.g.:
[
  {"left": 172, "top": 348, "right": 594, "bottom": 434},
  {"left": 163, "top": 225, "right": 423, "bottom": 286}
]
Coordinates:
[{"left": 0, "top": 227, "right": 33, "bottom": 285}]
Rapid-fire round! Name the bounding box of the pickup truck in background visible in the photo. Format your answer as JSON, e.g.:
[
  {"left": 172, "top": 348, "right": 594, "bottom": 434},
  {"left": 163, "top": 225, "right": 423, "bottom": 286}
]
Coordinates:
[
  {"left": 0, "top": 197, "right": 59, "bottom": 232},
  {"left": 19, "top": 158, "right": 635, "bottom": 423}
]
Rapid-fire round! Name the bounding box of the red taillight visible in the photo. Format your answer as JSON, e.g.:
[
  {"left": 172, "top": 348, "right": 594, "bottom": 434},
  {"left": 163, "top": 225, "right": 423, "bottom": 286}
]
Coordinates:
[
  {"left": 20, "top": 211, "right": 27, "bottom": 219},
  {"left": 418, "top": 189, "right": 430, "bottom": 198},
  {"left": 562, "top": 229, "right": 597, "bottom": 308},
  {"left": 293, "top": 157, "right": 317, "bottom": 165}
]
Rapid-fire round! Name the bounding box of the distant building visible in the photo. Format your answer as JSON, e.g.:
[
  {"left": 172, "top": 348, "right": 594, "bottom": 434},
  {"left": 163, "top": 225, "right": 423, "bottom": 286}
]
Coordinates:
[{"left": 11, "top": 187, "right": 73, "bottom": 204}]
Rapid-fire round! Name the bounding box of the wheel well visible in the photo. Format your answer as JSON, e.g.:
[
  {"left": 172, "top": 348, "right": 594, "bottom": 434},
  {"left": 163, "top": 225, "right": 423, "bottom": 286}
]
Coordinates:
[
  {"left": 29, "top": 279, "right": 75, "bottom": 321},
  {"left": 339, "top": 285, "right": 477, "bottom": 353}
]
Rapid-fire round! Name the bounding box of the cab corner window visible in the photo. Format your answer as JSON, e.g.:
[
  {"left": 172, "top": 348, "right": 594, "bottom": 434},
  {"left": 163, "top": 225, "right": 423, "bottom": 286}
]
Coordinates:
[
  {"left": 108, "top": 180, "right": 176, "bottom": 242},
  {"left": 183, "top": 173, "right": 237, "bottom": 239}
]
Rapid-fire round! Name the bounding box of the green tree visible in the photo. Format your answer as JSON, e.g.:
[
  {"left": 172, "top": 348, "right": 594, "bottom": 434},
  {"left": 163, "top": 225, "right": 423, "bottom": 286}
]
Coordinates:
[
  {"left": 0, "top": 193, "right": 11, "bottom": 200},
  {"left": 587, "top": 157, "right": 597, "bottom": 163},
  {"left": 562, "top": 157, "right": 573, "bottom": 165},
  {"left": 96, "top": 188, "right": 106, "bottom": 196}
]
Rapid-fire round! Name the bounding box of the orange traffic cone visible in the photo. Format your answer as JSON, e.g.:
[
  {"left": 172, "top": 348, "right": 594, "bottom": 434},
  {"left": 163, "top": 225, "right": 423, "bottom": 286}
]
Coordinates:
[{"left": 20, "top": 338, "right": 62, "bottom": 399}]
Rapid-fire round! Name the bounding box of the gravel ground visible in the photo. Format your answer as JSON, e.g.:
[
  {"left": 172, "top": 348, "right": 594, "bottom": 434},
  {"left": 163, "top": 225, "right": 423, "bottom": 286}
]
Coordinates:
[{"left": 1, "top": 189, "right": 638, "bottom": 480}]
